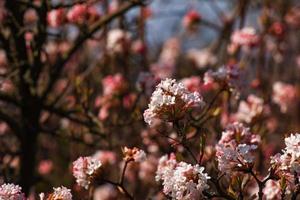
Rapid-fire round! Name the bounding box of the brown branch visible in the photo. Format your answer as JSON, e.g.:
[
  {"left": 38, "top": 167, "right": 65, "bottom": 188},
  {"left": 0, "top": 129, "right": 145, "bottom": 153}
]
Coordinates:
[{"left": 41, "top": 0, "right": 144, "bottom": 101}]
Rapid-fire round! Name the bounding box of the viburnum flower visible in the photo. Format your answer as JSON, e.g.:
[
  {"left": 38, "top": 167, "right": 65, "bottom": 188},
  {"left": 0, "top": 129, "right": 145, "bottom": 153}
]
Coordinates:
[
  {"left": 72, "top": 156, "right": 102, "bottom": 189},
  {"left": 236, "top": 94, "right": 264, "bottom": 123},
  {"left": 272, "top": 81, "right": 298, "bottom": 113},
  {"left": 107, "top": 29, "right": 131, "bottom": 54},
  {"left": 39, "top": 186, "right": 72, "bottom": 200},
  {"left": 143, "top": 78, "right": 205, "bottom": 126},
  {"left": 122, "top": 147, "right": 146, "bottom": 162},
  {"left": 186, "top": 49, "right": 217, "bottom": 69},
  {"left": 216, "top": 122, "right": 260, "bottom": 172},
  {"left": 231, "top": 27, "right": 260, "bottom": 47},
  {"left": 270, "top": 133, "right": 300, "bottom": 186},
  {"left": 102, "top": 73, "right": 127, "bottom": 96},
  {"left": 0, "top": 183, "right": 25, "bottom": 200},
  {"left": 204, "top": 64, "right": 241, "bottom": 96},
  {"left": 156, "top": 154, "right": 210, "bottom": 200},
  {"left": 47, "top": 9, "right": 65, "bottom": 27},
  {"left": 263, "top": 180, "right": 281, "bottom": 200}
]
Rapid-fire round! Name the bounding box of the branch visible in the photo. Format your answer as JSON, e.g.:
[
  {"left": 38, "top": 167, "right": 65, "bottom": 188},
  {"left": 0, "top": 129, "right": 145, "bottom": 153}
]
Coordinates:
[
  {"left": 0, "top": 109, "right": 21, "bottom": 139},
  {"left": 41, "top": 0, "right": 144, "bottom": 101}
]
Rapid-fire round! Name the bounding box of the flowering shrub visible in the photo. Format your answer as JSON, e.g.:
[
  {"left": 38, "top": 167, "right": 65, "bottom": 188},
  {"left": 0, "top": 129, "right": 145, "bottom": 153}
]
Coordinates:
[{"left": 0, "top": 0, "right": 299, "bottom": 200}]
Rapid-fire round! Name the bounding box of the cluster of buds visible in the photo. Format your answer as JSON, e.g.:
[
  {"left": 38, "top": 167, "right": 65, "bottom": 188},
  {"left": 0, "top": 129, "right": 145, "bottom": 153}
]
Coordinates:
[
  {"left": 72, "top": 156, "right": 102, "bottom": 189},
  {"left": 39, "top": 186, "right": 72, "bottom": 200},
  {"left": 67, "top": 4, "right": 100, "bottom": 25},
  {"left": 143, "top": 78, "right": 205, "bottom": 126},
  {"left": 216, "top": 122, "right": 260, "bottom": 172},
  {"left": 156, "top": 154, "right": 210, "bottom": 200},
  {"left": 122, "top": 147, "right": 146, "bottom": 163},
  {"left": 0, "top": 183, "right": 25, "bottom": 200}
]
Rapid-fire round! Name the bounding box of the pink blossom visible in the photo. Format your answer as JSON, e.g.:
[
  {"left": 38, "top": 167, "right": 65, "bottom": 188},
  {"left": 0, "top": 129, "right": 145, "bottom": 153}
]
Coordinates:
[
  {"left": 236, "top": 94, "right": 264, "bottom": 123},
  {"left": 263, "top": 180, "right": 281, "bottom": 200},
  {"left": 102, "top": 73, "right": 127, "bottom": 96},
  {"left": 107, "top": 29, "right": 131, "bottom": 54},
  {"left": 122, "top": 147, "right": 146, "bottom": 162},
  {"left": 216, "top": 122, "right": 260, "bottom": 172},
  {"left": 47, "top": 9, "right": 65, "bottom": 27},
  {"left": 143, "top": 78, "right": 205, "bottom": 125},
  {"left": 156, "top": 154, "right": 210, "bottom": 200},
  {"left": 72, "top": 156, "right": 102, "bottom": 189},
  {"left": 272, "top": 82, "right": 298, "bottom": 113},
  {"left": 231, "top": 27, "right": 260, "bottom": 47},
  {"left": 38, "top": 160, "right": 53, "bottom": 175},
  {"left": 0, "top": 183, "right": 25, "bottom": 200},
  {"left": 92, "top": 150, "right": 117, "bottom": 165},
  {"left": 182, "top": 10, "right": 201, "bottom": 30},
  {"left": 39, "top": 186, "right": 72, "bottom": 200}
]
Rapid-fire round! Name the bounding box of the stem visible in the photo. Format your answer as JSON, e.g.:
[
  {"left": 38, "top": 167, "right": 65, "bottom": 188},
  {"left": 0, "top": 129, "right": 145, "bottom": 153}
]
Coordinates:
[{"left": 101, "top": 179, "right": 134, "bottom": 200}]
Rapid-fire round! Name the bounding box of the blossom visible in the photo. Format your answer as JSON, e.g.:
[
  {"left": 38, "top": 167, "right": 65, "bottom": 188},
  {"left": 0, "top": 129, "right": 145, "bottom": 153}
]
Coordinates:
[
  {"left": 186, "top": 49, "right": 217, "bottom": 69},
  {"left": 182, "top": 10, "right": 201, "bottom": 30},
  {"left": 272, "top": 82, "right": 297, "bottom": 113},
  {"left": 263, "top": 180, "right": 281, "bottom": 200},
  {"left": 143, "top": 78, "right": 205, "bottom": 125},
  {"left": 231, "top": 27, "right": 259, "bottom": 47},
  {"left": 0, "top": 183, "right": 25, "bottom": 200},
  {"left": 156, "top": 154, "right": 210, "bottom": 200},
  {"left": 47, "top": 9, "right": 65, "bottom": 27},
  {"left": 270, "top": 133, "right": 300, "bottom": 185},
  {"left": 102, "top": 73, "right": 127, "bottom": 96},
  {"left": 236, "top": 94, "right": 264, "bottom": 123},
  {"left": 216, "top": 122, "right": 260, "bottom": 172},
  {"left": 204, "top": 65, "right": 241, "bottom": 95},
  {"left": 122, "top": 147, "right": 146, "bottom": 162},
  {"left": 107, "top": 29, "right": 131, "bottom": 53},
  {"left": 40, "top": 186, "right": 72, "bottom": 200},
  {"left": 72, "top": 156, "right": 102, "bottom": 189}
]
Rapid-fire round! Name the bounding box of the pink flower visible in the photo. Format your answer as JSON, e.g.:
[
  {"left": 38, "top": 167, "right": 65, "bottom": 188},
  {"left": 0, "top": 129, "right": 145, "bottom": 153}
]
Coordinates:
[
  {"left": 231, "top": 27, "right": 260, "bottom": 47},
  {"left": 107, "top": 29, "right": 131, "bottom": 54},
  {"left": 0, "top": 183, "right": 25, "bottom": 200},
  {"left": 102, "top": 73, "right": 127, "bottom": 96},
  {"left": 92, "top": 150, "right": 117, "bottom": 165},
  {"left": 216, "top": 122, "right": 260, "bottom": 172},
  {"left": 143, "top": 78, "right": 205, "bottom": 125},
  {"left": 272, "top": 81, "right": 298, "bottom": 113},
  {"left": 156, "top": 154, "right": 210, "bottom": 200},
  {"left": 47, "top": 9, "right": 65, "bottom": 27},
  {"left": 39, "top": 186, "right": 72, "bottom": 200},
  {"left": 182, "top": 10, "right": 201, "bottom": 30},
  {"left": 180, "top": 76, "right": 202, "bottom": 92},
  {"left": 122, "top": 147, "right": 146, "bottom": 162},
  {"left": 72, "top": 156, "right": 102, "bottom": 189},
  {"left": 263, "top": 180, "right": 281, "bottom": 200},
  {"left": 236, "top": 94, "right": 264, "bottom": 123},
  {"left": 67, "top": 4, "right": 87, "bottom": 24},
  {"left": 38, "top": 160, "right": 53, "bottom": 175},
  {"left": 187, "top": 49, "right": 217, "bottom": 69}
]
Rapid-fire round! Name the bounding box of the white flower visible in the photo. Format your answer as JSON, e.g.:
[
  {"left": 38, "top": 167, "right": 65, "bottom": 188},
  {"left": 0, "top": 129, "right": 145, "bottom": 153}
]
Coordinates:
[
  {"left": 156, "top": 155, "right": 210, "bottom": 200},
  {"left": 144, "top": 79, "right": 205, "bottom": 125},
  {"left": 0, "top": 183, "right": 25, "bottom": 200}
]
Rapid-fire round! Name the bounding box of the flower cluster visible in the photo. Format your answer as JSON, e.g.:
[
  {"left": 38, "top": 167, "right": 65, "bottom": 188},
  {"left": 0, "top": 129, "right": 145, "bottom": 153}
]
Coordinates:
[
  {"left": 216, "top": 122, "right": 260, "bottom": 172},
  {"left": 47, "top": 9, "right": 65, "bottom": 28},
  {"left": 204, "top": 64, "right": 240, "bottom": 94},
  {"left": 270, "top": 133, "right": 300, "bottom": 186},
  {"left": 231, "top": 27, "right": 260, "bottom": 47},
  {"left": 39, "top": 186, "right": 72, "bottom": 200},
  {"left": 72, "top": 156, "right": 102, "bottom": 189},
  {"left": 272, "top": 81, "right": 298, "bottom": 113},
  {"left": 67, "top": 4, "right": 99, "bottom": 24},
  {"left": 122, "top": 147, "right": 146, "bottom": 162},
  {"left": 143, "top": 78, "right": 205, "bottom": 125},
  {"left": 236, "top": 94, "right": 265, "bottom": 123},
  {"left": 156, "top": 154, "right": 210, "bottom": 200},
  {"left": 107, "top": 29, "right": 131, "bottom": 54},
  {"left": 0, "top": 183, "right": 25, "bottom": 200}
]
